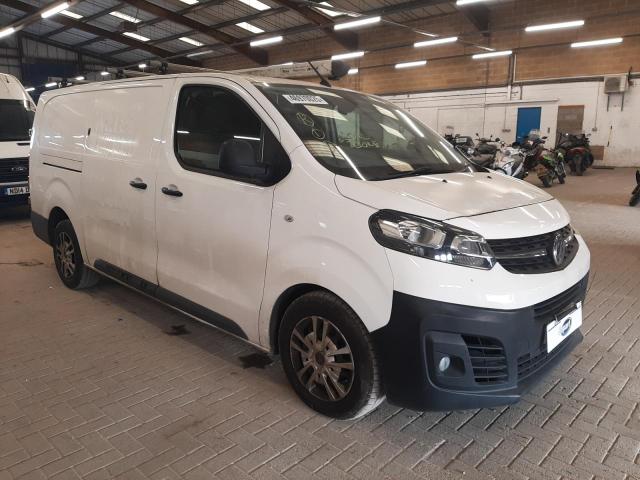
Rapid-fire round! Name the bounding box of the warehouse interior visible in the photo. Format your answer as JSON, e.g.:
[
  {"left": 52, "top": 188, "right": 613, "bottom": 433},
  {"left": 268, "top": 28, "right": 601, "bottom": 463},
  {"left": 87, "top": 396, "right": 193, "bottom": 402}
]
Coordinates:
[{"left": 1, "top": 0, "right": 640, "bottom": 479}]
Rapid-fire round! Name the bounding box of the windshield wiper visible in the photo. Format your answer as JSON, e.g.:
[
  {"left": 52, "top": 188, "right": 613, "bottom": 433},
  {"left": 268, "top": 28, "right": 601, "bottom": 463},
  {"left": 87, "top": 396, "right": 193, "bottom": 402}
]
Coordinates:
[{"left": 383, "top": 166, "right": 448, "bottom": 180}]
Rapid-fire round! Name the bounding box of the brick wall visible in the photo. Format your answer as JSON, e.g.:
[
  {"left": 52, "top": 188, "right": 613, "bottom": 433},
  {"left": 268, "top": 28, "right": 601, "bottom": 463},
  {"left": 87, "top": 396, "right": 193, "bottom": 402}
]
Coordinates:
[{"left": 205, "top": 0, "right": 640, "bottom": 95}]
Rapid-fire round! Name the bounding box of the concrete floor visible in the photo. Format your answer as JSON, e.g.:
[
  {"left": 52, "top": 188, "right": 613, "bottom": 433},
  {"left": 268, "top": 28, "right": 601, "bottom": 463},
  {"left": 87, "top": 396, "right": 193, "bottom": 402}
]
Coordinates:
[{"left": 1, "top": 168, "right": 639, "bottom": 480}]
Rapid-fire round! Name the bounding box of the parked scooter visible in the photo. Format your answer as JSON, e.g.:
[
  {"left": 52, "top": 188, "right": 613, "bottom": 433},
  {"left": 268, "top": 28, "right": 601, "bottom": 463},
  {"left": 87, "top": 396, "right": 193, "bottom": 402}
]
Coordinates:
[
  {"left": 493, "top": 144, "right": 526, "bottom": 179},
  {"left": 556, "top": 132, "right": 594, "bottom": 176},
  {"left": 630, "top": 170, "right": 640, "bottom": 207}
]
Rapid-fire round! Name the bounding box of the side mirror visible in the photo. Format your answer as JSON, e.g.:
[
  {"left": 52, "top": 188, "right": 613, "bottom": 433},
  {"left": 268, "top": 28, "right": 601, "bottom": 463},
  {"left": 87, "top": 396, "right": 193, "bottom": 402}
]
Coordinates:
[
  {"left": 542, "top": 136, "right": 548, "bottom": 140},
  {"left": 219, "top": 138, "right": 267, "bottom": 179},
  {"left": 495, "top": 137, "right": 501, "bottom": 142}
]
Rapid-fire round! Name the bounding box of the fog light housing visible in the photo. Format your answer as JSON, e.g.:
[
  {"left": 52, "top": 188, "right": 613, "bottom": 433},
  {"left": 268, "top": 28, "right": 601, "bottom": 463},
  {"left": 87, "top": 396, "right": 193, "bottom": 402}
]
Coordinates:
[{"left": 438, "top": 355, "right": 451, "bottom": 372}]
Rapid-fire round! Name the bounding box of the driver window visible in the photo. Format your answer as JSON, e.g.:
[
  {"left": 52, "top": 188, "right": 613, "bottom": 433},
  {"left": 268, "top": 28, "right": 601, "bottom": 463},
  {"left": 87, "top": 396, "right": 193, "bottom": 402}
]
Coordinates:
[{"left": 175, "top": 85, "right": 262, "bottom": 174}]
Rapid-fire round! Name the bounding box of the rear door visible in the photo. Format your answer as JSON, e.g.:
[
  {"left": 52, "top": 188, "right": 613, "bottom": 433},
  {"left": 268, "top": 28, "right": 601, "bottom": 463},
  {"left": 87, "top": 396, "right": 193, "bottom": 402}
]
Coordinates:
[
  {"left": 82, "top": 81, "right": 173, "bottom": 283},
  {"left": 155, "top": 77, "right": 286, "bottom": 342}
]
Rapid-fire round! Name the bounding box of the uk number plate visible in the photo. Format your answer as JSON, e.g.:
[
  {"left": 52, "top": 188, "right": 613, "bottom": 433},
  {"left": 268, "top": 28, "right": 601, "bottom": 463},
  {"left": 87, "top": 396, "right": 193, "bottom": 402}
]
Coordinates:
[
  {"left": 546, "top": 302, "right": 582, "bottom": 353},
  {"left": 4, "top": 185, "right": 29, "bottom": 196}
]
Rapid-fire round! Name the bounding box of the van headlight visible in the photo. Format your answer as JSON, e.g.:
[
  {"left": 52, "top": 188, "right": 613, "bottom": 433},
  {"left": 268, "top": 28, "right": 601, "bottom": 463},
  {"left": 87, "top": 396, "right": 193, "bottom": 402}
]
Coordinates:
[{"left": 369, "top": 210, "right": 496, "bottom": 270}]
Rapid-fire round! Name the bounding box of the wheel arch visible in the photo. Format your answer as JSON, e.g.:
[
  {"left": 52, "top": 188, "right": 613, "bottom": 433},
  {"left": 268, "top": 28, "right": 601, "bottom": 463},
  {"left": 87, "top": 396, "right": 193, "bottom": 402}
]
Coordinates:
[{"left": 47, "top": 206, "right": 70, "bottom": 244}]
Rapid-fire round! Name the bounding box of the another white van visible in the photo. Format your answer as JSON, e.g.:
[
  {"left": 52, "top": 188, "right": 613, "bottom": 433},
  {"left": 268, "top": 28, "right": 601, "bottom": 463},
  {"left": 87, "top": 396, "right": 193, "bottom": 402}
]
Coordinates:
[
  {"left": 30, "top": 74, "right": 590, "bottom": 418},
  {"left": 0, "top": 74, "right": 34, "bottom": 208}
]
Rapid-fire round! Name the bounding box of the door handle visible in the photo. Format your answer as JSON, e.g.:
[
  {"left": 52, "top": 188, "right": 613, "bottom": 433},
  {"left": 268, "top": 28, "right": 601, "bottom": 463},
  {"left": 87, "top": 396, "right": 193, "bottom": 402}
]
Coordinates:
[
  {"left": 129, "top": 178, "right": 147, "bottom": 190},
  {"left": 162, "top": 185, "right": 183, "bottom": 197}
]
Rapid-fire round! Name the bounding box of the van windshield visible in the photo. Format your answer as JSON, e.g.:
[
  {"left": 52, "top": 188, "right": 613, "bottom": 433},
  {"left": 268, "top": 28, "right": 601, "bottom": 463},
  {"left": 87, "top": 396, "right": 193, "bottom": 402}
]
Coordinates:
[
  {"left": 0, "top": 99, "right": 34, "bottom": 142},
  {"left": 255, "top": 83, "right": 471, "bottom": 181}
]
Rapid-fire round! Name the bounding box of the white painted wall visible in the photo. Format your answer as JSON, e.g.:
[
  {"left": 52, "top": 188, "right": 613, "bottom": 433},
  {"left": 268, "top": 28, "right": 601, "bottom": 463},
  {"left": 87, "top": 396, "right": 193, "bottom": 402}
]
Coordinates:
[{"left": 385, "top": 80, "right": 640, "bottom": 167}]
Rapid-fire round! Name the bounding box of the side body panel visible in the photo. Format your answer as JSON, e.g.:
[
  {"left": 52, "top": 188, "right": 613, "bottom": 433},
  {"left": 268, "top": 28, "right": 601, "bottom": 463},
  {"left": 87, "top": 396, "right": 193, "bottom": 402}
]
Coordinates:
[{"left": 81, "top": 81, "right": 173, "bottom": 283}]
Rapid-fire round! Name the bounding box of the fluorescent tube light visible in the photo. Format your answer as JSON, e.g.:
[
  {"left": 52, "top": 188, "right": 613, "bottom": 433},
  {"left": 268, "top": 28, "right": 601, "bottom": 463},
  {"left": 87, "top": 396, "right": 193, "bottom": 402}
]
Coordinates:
[
  {"left": 571, "top": 37, "right": 623, "bottom": 48},
  {"left": 45, "top": 82, "right": 58, "bottom": 88},
  {"left": 526, "top": 20, "right": 584, "bottom": 32},
  {"left": 395, "top": 60, "right": 427, "bottom": 69},
  {"left": 138, "top": 63, "right": 148, "bottom": 69},
  {"left": 179, "top": 37, "right": 204, "bottom": 47},
  {"left": 334, "top": 16, "right": 381, "bottom": 31},
  {"left": 178, "top": 0, "right": 199, "bottom": 4},
  {"left": 100, "top": 71, "right": 110, "bottom": 76},
  {"left": 123, "top": 32, "right": 150, "bottom": 42},
  {"left": 315, "top": 2, "right": 342, "bottom": 17},
  {"left": 331, "top": 51, "right": 365, "bottom": 60},
  {"left": 42, "top": 2, "right": 69, "bottom": 19},
  {"left": 250, "top": 35, "right": 282, "bottom": 47},
  {"left": 60, "top": 10, "right": 83, "bottom": 19},
  {"left": 348, "top": 68, "right": 359, "bottom": 75},
  {"left": 110, "top": 11, "right": 141, "bottom": 23},
  {"left": 472, "top": 50, "right": 512, "bottom": 59},
  {"left": 236, "top": 22, "right": 264, "bottom": 34},
  {"left": 75, "top": 76, "right": 85, "bottom": 81},
  {"left": 187, "top": 49, "right": 213, "bottom": 57},
  {"left": 414, "top": 36, "right": 458, "bottom": 48},
  {"left": 456, "top": 0, "right": 488, "bottom": 4},
  {"left": 238, "top": 0, "right": 271, "bottom": 11},
  {"left": 25, "top": 87, "right": 35, "bottom": 92},
  {"left": 0, "top": 27, "right": 15, "bottom": 39}
]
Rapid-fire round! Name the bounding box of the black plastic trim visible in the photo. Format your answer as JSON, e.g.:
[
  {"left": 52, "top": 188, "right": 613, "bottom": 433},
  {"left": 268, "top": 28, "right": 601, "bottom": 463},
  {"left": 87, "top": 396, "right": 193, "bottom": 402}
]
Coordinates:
[
  {"left": 31, "top": 211, "right": 50, "bottom": 245},
  {"left": 94, "top": 259, "right": 248, "bottom": 339},
  {"left": 372, "top": 275, "right": 588, "bottom": 411},
  {"left": 43, "top": 162, "right": 82, "bottom": 173}
]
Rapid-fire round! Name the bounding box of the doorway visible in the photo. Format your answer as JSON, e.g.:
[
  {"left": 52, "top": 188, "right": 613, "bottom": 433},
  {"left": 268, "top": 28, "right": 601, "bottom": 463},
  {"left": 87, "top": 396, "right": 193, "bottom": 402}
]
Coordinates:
[{"left": 516, "top": 107, "right": 542, "bottom": 143}]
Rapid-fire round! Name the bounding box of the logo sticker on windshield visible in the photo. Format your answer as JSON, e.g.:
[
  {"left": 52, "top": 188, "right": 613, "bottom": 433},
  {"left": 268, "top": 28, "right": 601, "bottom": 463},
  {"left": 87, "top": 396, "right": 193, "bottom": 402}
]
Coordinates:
[{"left": 283, "top": 94, "right": 328, "bottom": 105}]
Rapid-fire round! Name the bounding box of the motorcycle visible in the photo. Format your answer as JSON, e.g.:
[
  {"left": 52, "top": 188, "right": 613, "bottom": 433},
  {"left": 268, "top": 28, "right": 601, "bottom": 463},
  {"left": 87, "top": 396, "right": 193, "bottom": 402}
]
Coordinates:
[
  {"left": 556, "top": 132, "right": 594, "bottom": 176},
  {"left": 630, "top": 170, "right": 640, "bottom": 207},
  {"left": 493, "top": 144, "right": 525, "bottom": 179},
  {"left": 521, "top": 132, "right": 567, "bottom": 187}
]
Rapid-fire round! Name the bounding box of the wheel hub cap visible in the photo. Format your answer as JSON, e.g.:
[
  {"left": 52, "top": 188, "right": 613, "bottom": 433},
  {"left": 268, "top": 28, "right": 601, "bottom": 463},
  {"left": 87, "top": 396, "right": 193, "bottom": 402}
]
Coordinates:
[{"left": 55, "top": 232, "right": 76, "bottom": 279}]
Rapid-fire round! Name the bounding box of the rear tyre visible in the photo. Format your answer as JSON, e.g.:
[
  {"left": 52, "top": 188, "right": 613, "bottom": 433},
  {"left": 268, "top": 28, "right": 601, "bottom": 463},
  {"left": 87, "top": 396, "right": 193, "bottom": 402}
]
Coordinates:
[
  {"left": 53, "top": 219, "right": 99, "bottom": 290},
  {"left": 278, "top": 291, "right": 384, "bottom": 419},
  {"left": 541, "top": 175, "right": 552, "bottom": 188},
  {"left": 630, "top": 193, "right": 640, "bottom": 207},
  {"left": 559, "top": 174, "right": 566, "bottom": 184},
  {"left": 575, "top": 155, "right": 584, "bottom": 176}
]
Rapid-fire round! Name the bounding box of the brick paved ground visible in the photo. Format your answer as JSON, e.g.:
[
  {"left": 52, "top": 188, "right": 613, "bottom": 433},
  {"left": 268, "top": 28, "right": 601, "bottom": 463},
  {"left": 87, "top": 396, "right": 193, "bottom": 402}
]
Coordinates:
[{"left": 1, "top": 167, "right": 639, "bottom": 480}]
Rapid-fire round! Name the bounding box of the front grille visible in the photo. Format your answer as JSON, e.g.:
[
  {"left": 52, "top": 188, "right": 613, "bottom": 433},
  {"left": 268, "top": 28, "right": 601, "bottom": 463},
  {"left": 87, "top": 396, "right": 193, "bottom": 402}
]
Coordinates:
[
  {"left": 463, "top": 335, "right": 508, "bottom": 385},
  {"left": 0, "top": 157, "right": 29, "bottom": 183},
  {"left": 488, "top": 226, "right": 578, "bottom": 274}
]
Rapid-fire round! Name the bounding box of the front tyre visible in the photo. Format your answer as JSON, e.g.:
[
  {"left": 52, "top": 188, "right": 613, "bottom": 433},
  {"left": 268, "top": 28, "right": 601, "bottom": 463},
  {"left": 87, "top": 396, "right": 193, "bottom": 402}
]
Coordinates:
[
  {"left": 53, "top": 220, "right": 99, "bottom": 290},
  {"left": 279, "top": 291, "right": 384, "bottom": 419}
]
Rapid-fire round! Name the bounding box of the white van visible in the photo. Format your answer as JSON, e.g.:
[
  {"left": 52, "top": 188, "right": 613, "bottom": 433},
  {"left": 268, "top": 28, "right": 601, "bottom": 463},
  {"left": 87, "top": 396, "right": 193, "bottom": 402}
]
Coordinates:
[
  {"left": 30, "top": 74, "right": 590, "bottom": 418},
  {"left": 0, "top": 74, "right": 34, "bottom": 208}
]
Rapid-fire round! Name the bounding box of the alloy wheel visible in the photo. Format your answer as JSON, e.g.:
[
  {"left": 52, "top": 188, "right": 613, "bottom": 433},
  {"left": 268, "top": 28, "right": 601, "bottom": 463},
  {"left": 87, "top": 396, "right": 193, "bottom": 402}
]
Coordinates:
[
  {"left": 289, "top": 316, "right": 355, "bottom": 401},
  {"left": 55, "top": 232, "right": 76, "bottom": 279}
]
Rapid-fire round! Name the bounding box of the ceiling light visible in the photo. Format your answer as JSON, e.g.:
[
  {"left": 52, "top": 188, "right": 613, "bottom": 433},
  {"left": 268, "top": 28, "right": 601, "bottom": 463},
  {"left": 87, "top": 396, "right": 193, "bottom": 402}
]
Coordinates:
[
  {"left": 42, "top": 2, "right": 69, "bottom": 19},
  {"left": 456, "top": 0, "right": 488, "bottom": 5},
  {"left": 331, "top": 51, "right": 365, "bottom": 60},
  {"left": 60, "top": 10, "right": 83, "bottom": 19},
  {"left": 236, "top": 22, "right": 264, "bottom": 34},
  {"left": 178, "top": 0, "right": 199, "bottom": 4},
  {"left": 395, "top": 60, "right": 427, "bottom": 69},
  {"left": 75, "top": 76, "right": 85, "bottom": 81},
  {"left": 100, "top": 71, "right": 110, "bottom": 76},
  {"left": 187, "top": 49, "right": 213, "bottom": 57},
  {"left": 110, "top": 11, "right": 141, "bottom": 23},
  {"left": 238, "top": 0, "right": 271, "bottom": 11},
  {"left": 278, "top": 61, "right": 294, "bottom": 66},
  {"left": 334, "top": 16, "right": 381, "bottom": 31},
  {"left": 414, "top": 36, "right": 458, "bottom": 48},
  {"left": 250, "top": 35, "right": 282, "bottom": 47},
  {"left": 472, "top": 50, "right": 512, "bottom": 59},
  {"left": 315, "top": 1, "right": 343, "bottom": 17},
  {"left": 347, "top": 68, "right": 358, "bottom": 75},
  {"left": 138, "top": 63, "right": 148, "bottom": 69},
  {"left": 45, "top": 82, "right": 58, "bottom": 88},
  {"left": 0, "top": 27, "right": 15, "bottom": 39},
  {"left": 179, "top": 37, "right": 204, "bottom": 47},
  {"left": 526, "top": 20, "right": 584, "bottom": 32},
  {"left": 25, "top": 87, "right": 35, "bottom": 92},
  {"left": 571, "top": 37, "right": 623, "bottom": 48},
  {"left": 123, "top": 32, "right": 150, "bottom": 42}
]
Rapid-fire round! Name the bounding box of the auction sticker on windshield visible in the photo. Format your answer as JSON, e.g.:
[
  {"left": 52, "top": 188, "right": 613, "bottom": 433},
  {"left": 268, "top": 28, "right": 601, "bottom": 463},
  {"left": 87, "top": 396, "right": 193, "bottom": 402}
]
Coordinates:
[{"left": 283, "top": 94, "right": 328, "bottom": 105}]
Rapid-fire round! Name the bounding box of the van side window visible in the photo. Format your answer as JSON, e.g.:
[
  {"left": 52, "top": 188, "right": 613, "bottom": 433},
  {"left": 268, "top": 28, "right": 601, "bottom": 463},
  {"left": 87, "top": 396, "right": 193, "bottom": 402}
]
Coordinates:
[{"left": 175, "top": 85, "right": 269, "bottom": 180}]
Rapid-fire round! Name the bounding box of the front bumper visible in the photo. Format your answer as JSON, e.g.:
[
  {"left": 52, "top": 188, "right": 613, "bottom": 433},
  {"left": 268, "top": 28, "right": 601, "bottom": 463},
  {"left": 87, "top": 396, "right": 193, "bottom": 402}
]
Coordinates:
[{"left": 372, "top": 274, "right": 588, "bottom": 411}]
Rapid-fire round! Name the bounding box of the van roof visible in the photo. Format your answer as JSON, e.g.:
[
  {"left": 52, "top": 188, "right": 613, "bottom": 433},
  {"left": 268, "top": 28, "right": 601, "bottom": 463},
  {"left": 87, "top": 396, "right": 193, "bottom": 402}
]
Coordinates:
[
  {"left": 0, "top": 73, "right": 32, "bottom": 102},
  {"left": 38, "top": 71, "right": 363, "bottom": 102}
]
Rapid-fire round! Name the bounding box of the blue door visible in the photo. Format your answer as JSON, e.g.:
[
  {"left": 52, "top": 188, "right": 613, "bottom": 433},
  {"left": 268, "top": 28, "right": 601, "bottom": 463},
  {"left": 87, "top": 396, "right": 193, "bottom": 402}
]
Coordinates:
[{"left": 516, "top": 107, "right": 542, "bottom": 144}]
